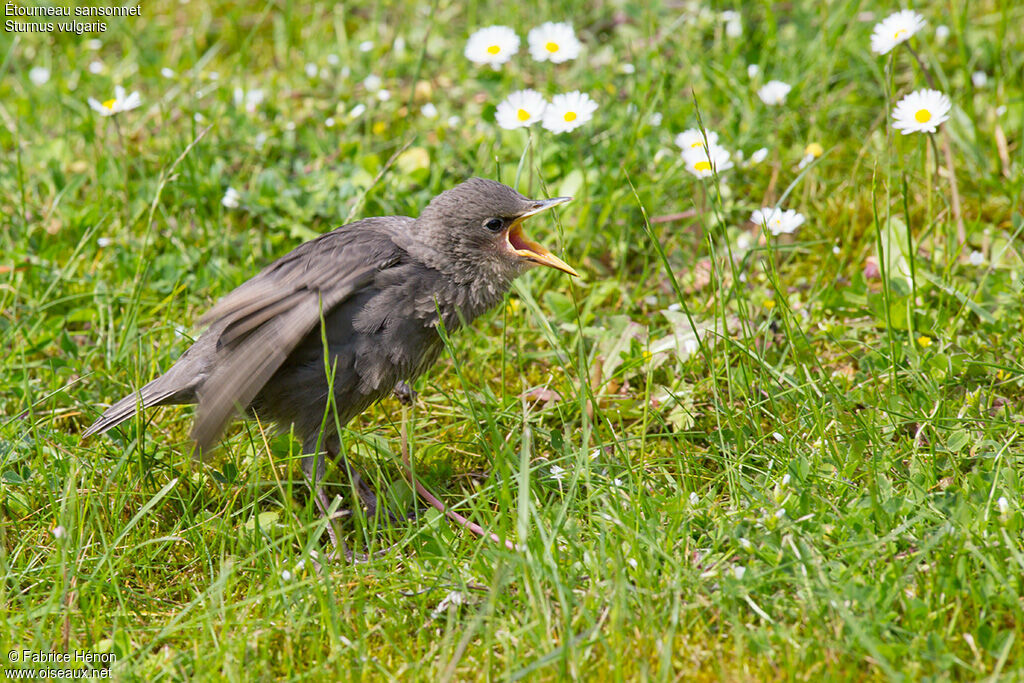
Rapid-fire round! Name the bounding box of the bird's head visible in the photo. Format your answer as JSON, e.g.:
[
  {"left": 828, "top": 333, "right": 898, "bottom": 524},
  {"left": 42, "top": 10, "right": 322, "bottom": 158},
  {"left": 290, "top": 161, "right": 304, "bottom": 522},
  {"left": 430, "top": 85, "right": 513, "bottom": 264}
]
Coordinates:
[{"left": 412, "top": 177, "right": 578, "bottom": 286}]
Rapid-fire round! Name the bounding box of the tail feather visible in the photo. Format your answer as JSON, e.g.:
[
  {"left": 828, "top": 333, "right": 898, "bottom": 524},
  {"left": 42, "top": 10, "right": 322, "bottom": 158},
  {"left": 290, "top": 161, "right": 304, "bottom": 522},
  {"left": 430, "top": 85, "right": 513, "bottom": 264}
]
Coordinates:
[{"left": 82, "top": 372, "right": 196, "bottom": 439}]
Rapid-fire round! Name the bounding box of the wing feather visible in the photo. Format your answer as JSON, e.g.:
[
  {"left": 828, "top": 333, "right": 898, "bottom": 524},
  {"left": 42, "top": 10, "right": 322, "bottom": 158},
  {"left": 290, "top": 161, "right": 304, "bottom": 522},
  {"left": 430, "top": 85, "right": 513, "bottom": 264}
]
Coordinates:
[{"left": 188, "top": 218, "right": 412, "bottom": 452}]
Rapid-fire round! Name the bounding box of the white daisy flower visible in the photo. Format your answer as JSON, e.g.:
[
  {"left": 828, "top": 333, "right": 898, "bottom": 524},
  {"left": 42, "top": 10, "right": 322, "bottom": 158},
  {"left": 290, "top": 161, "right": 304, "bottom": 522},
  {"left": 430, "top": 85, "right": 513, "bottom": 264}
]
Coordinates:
[
  {"left": 748, "top": 147, "right": 769, "bottom": 165},
  {"left": 688, "top": 492, "right": 700, "bottom": 506},
  {"left": 233, "top": 88, "right": 265, "bottom": 113},
  {"left": 870, "top": 10, "right": 926, "bottom": 55},
  {"left": 421, "top": 102, "right": 439, "bottom": 119},
  {"left": 393, "top": 37, "right": 406, "bottom": 54},
  {"left": 326, "top": 53, "right": 340, "bottom": 66},
  {"left": 527, "top": 21, "right": 582, "bottom": 64},
  {"left": 96, "top": 237, "right": 112, "bottom": 248},
  {"left": 88, "top": 60, "right": 104, "bottom": 74},
  {"left": 29, "top": 66, "right": 50, "bottom": 85},
  {"left": 85, "top": 38, "right": 102, "bottom": 50},
  {"left": 377, "top": 89, "right": 391, "bottom": 101},
  {"left": 733, "top": 565, "right": 746, "bottom": 580},
  {"left": 362, "top": 74, "right": 382, "bottom": 92},
  {"left": 464, "top": 25, "right": 520, "bottom": 66},
  {"left": 969, "top": 250, "right": 984, "bottom": 266},
  {"left": 971, "top": 71, "right": 987, "bottom": 88},
  {"left": 721, "top": 11, "right": 742, "bottom": 37},
  {"left": 358, "top": 40, "right": 374, "bottom": 53},
  {"left": 221, "top": 187, "right": 241, "bottom": 209},
  {"left": 891, "top": 89, "right": 951, "bottom": 135},
  {"left": 757, "top": 80, "right": 791, "bottom": 105},
  {"left": 675, "top": 128, "right": 719, "bottom": 151},
  {"left": 648, "top": 112, "right": 663, "bottom": 127},
  {"left": 934, "top": 25, "right": 950, "bottom": 42},
  {"left": 160, "top": 67, "right": 176, "bottom": 79},
  {"left": 541, "top": 90, "right": 597, "bottom": 133},
  {"left": 620, "top": 63, "right": 636, "bottom": 74},
  {"left": 998, "top": 496, "right": 1010, "bottom": 515},
  {"left": 751, "top": 207, "right": 805, "bottom": 235},
  {"left": 87, "top": 85, "right": 141, "bottom": 116},
  {"left": 495, "top": 89, "right": 546, "bottom": 129},
  {"left": 193, "top": 112, "right": 205, "bottom": 123},
  {"left": 550, "top": 464, "right": 567, "bottom": 481},
  {"left": 281, "top": 569, "right": 292, "bottom": 581},
  {"left": 52, "top": 525, "right": 67, "bottom": 539},
  {"left": 304, "top": 63, "right": 320, "bottom": 78},
  {"left": 254, "top": 132, "right": 268, "bottom": 150},
  {"left": 682, "top": 144, "right": 734, "bottom": 178},
  {"left": 747, "top": 63, "right": 760, "bottom": 78},
  {"left": 325, "top": 117, "right": 336, "bottom": 128},
  {"left": 447, "top": 115, "right": 461, "bottom": 128}
]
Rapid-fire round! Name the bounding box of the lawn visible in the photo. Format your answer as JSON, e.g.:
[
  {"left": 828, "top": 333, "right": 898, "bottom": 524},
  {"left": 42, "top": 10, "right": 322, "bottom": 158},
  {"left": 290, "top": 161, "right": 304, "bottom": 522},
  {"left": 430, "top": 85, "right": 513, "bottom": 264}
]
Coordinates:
[{"left": 2, "top": 0, "right": 1023, "bottom": 679}]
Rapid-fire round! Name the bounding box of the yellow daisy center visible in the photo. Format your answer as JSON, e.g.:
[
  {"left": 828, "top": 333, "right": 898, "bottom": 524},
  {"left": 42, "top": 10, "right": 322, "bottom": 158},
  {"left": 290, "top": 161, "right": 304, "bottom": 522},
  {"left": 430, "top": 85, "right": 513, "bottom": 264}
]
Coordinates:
[
  {"left": 690, "top": 141, "right": 702, "bottom": 148},
  {"left": 546, "top": 41, "right": 559, "bottom": 53},
  {"left": 516, "top": 108, "right": 531, "bottom": 121},
  {"left": 694, "top": 160, "right": 711, "bottom": 172},
  {"left": 805, "top": 142, "right": 824, "bottom": 157},
  {"left": 102, "top": 98, "right": 116, "bottom": 109},
  {"left": 914, "top": 108, "right": 932, "bottom": 123},
  {"left": 487, "top": 45, "right": 501, "bottom": 55},
  {"left": 893, "top": 28, "right": 907, "bottom": 39},
  {"left": 563, "top": 111, "right": 577, "bottom": 122}
]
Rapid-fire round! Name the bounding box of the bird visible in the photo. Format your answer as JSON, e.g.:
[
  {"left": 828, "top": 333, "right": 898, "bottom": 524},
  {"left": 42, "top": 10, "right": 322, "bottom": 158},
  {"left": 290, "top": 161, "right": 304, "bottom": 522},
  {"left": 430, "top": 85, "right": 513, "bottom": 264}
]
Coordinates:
[{"left": 83, "top": 177, "right": 577, "bottom": 558}]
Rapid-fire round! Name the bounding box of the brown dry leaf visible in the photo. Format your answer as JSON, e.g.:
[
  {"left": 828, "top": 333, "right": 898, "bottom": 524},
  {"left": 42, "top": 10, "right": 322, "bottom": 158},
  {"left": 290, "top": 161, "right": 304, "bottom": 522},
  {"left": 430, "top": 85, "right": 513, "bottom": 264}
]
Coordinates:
[{"left": 520, "top": 387, "right": 562, "bottom": 406}]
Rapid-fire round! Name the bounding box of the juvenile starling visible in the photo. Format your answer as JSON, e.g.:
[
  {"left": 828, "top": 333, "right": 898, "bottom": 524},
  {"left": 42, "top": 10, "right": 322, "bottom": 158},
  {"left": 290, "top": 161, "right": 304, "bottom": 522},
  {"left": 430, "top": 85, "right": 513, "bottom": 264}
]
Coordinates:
[{"left": 84, "top": 177, "right": 576, "bottom": 555}]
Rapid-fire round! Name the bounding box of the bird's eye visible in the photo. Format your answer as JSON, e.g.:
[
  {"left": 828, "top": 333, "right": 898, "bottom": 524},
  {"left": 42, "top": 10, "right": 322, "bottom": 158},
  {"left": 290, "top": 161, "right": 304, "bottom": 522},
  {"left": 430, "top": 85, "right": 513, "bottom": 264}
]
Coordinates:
[{"left": 484, "top": 218, "right": 505, "bottom": 232}]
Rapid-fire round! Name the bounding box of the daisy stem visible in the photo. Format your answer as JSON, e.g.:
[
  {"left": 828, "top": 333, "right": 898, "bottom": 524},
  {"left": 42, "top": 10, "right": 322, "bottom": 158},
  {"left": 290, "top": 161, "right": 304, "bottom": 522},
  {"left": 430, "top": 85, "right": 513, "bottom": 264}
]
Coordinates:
[
  {"left": 904, "top": 43, "right": 966, "bottom": 247},
  {"left": 111, "top": 115, "right": 130, "bottom": 218}
]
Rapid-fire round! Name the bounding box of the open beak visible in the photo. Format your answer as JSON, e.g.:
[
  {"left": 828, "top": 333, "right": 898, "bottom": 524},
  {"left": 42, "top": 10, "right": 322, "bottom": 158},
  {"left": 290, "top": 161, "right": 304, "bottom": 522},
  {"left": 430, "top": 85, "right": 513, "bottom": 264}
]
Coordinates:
[{"left": 506, "top": 196, "right": 579, "bottom": 277}]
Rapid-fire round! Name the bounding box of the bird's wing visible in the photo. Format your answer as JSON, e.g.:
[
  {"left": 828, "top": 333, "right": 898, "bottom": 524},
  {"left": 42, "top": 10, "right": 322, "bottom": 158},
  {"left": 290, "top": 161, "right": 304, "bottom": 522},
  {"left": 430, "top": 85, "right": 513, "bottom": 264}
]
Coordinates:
[{"left": 189, "top": 218, "right": 410, "bottom": 451}]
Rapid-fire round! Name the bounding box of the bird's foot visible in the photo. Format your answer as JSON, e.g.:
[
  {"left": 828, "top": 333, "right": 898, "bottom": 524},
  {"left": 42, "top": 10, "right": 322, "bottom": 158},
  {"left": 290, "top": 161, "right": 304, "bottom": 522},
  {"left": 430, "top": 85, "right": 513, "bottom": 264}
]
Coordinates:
[{"left": 393, "top": 381, "right": 417, "bottom": 406}]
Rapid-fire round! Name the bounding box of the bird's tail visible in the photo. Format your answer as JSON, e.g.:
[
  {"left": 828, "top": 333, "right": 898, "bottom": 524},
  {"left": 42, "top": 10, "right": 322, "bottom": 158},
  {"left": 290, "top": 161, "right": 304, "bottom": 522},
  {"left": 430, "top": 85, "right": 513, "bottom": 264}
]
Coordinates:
[{"left": 82, "top": 370, "right": 196, "bottom": 439}]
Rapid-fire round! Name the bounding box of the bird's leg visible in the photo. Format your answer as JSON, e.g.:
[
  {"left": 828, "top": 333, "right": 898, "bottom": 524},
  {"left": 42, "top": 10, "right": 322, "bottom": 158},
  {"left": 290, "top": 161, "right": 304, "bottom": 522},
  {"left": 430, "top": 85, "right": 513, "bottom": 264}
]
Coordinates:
[
  {"left": 325, "top": 434, "right": 379, "bottom": 518},
  {"left": 301, "top": 438, "right": 351, "bottom": 563},
  {"left": 393, "top": 380, "right": 417, "bottom": 406},
  {"left": 399, "top": 406, "right": 517, "bottom": 551}
]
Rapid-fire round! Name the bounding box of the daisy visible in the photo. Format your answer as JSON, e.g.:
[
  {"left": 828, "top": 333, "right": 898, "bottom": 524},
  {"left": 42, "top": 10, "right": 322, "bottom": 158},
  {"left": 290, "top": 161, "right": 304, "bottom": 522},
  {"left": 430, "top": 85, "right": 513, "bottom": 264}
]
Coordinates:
[
  {"left": 362, "top": 74, "right": 382, "bottom": 92},
  {"left": 464, "top": 25, "right": 519, "bottom": 66},
  {"left": 541, "top": 91, "right": 598, "bottom": 133},
  {"left": 751, "top": 207, "right": 805, "bottom": 235},
  {"left": 421, "top": 102, "right": 439, "bottom": 119},
  {"left": 221, "top": 187, "right": 241, "bottom": 209},
  {"left": 757, "top": 80, "right": 791, "bottom": 105},
  {"left": 971, "top": 71, "right": 987, "bottom": 88},
  {"left": 675, "top": 128, "right": 719, "bottom": 151},
  {"left": 29, "top": 66, "right": 50, "bottom": 85},
  {"left": 87, "top": 85, "right": 141, "bottom": 116},
  {"left": 88, "top": 60, "right": 104, "bottom": 74},
  {"left": 721, "top": 11, "right": 742, "bottom": 37},
  {"left": 160, "top": 67, "right": 176, "bottom": 78},
  {"left": 870, "top": 10, "right": 926, "bottom": 55},
  {"left": 682, "top": 144, "right": 733, "bottom": 178},
  {"left": 747, "top": 63, "right": 760, "bottom": 78},
  {"left": 934, "top": 25, "right": 950, "bottom": 42},
  {"left": 748, "top": 147, "right": 768, "bottom": 165},
  {"left": 233, "top": 88, "right": 265, "bottom": 113},
  {"left": 527, "top": 21, "right": 582, "bottom": 63},
  {"left": 891, "top": 89, "right": 951, "bottom": 134},
  {"left": 495, "top": 89, "right": 547, "bottom": 129}
]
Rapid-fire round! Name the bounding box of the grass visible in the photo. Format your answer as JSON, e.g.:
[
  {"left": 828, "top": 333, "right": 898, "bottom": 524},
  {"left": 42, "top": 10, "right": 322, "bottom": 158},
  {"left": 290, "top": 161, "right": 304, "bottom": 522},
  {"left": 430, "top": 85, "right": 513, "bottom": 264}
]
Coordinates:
[{"left": 2, "top": 0, "right": 1024, "bottom": 679}]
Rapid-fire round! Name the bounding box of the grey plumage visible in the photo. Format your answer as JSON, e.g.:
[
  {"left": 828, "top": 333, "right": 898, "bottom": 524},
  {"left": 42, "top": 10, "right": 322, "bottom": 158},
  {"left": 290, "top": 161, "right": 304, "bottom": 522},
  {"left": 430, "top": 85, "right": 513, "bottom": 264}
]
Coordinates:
[{"left": 84, "top": 179, "right": 576, "bottom": 530}]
